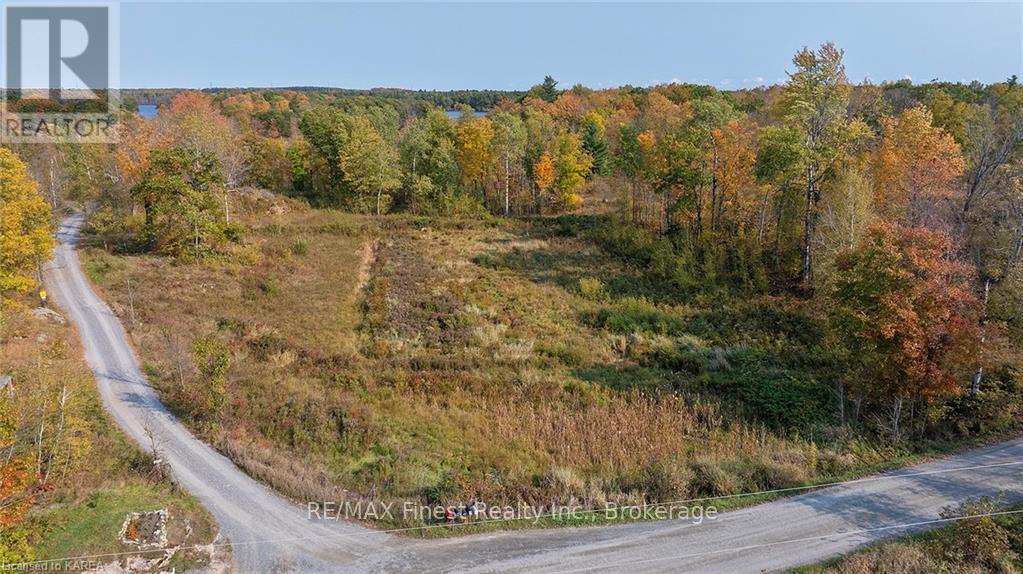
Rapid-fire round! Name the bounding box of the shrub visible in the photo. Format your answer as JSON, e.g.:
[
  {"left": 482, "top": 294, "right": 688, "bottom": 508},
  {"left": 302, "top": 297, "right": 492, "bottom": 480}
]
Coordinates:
[
  {"left": 0, "top": 525, "right": 33, "bottom": 564},
  {"left": 536, "top": 341, "right": 585, "bottom": 367},
  {"left": 591, "top": 297, "right": 686, "bottom": 336},
  {"left": 248, "top": 330, "right": 288, "bottom": 360},
  {"left": 937, "top": 364, "right": 1023, "bottom": 439},
  {"left": 705, "top": 360, "right": 831, "bottom": 431},
  {"left": 639, "top": 459, "right": 693, "bottom": 502},
  {"left": 290, "top": 239, "right": 308, "bottom": 256},
  {"left": 578, "top": 277, "right": 608, "bottom": 301},
  {"left": 544, "top": 466, "right": 586, "bottom": 503},
  {"left": 941, "top": 497, "right": 1013, "bottom": 569},
  {"left": 192, "top": 335, "right": 231, "bottom": 418},
  {"left": 689, "top": 460, "right": 738, "bottom": 497},
  {"left": 421, "top": 471, "right": 461, "bottom": 506},
  {"left": 258, "top": 275, "right": 278, "bottom": 296},
  {"left": 648, "top": 238, "right": 697, "bottom": 290},
  {"left": 831, "top": 544, "right": 939, "bottom": 574},
  {"left": 646, "top": 344, "right": 704, "bottom": 375},
  {"left": 743, "top": 458, "right": 809, "bottom": 490}
]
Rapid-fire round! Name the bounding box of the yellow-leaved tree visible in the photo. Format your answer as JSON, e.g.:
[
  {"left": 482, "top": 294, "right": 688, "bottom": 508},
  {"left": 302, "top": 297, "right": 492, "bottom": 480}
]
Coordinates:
[
  {"left": 552, "top": 132, "right": 592, "bottom": 209},
  {"left": 0, "top": 147, "right": 55, "bottom": 301}
]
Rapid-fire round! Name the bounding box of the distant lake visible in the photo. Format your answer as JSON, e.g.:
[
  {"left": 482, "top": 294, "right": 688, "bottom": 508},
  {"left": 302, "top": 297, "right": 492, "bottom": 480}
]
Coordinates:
[
  {"left": 135, "top": 103, "right": 477, "bottom": 121},
  {"left": 446, "top": 110, "right": 487, "bottom": 119}
]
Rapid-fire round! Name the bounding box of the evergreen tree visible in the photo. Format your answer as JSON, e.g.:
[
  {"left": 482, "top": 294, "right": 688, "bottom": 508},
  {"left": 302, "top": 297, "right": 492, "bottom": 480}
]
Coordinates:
[
  {"left": 528, "top": 76, "right": 560, "bottom": 103},
  {"left": 581, "top": 112, "right": 609, "bottom": 176}
]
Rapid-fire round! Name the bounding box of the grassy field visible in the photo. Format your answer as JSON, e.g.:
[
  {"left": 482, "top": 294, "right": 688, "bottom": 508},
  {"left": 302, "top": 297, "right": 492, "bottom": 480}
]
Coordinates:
[
  {"left": 79, "top": 195, "right": 1017, "bottom": 531},
  {"left": 0, "top": 304, "right": 221, "bottom": 569},
  {"left": 31, "top": 484, "right": 218, "bottom": 570}
]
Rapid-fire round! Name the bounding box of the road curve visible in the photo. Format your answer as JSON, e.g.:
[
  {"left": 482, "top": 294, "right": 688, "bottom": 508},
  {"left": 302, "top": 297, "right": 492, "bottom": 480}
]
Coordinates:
[
  {"left": 43, "top": 213, "right": 382, "bottom": 572},
  {"left": 45, "top": 213, "right": 1023, "bottom": 573}
]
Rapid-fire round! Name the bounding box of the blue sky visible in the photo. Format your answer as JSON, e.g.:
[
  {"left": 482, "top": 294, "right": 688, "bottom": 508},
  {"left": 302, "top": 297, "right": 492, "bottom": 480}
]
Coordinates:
[{"left": 120, "top": 2, "right": 1023, "bottom": 90}]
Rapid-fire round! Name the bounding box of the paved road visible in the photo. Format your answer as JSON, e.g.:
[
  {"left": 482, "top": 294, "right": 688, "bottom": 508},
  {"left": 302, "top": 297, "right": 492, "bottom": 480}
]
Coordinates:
[{"left": 44, "top": 214, "right": 1023, "bottom": 573}]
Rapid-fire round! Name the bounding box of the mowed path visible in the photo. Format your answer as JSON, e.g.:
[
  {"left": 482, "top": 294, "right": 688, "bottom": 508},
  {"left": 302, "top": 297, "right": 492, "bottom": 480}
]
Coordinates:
[{"left": 43, "top": 214, "right": 1023, "bottom": 573}]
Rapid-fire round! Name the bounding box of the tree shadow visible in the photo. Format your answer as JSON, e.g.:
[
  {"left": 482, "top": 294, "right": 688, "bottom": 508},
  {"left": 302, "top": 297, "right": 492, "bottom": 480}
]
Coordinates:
[{"left": 784, "top": 457, "right": 1023, "bottom": 540}]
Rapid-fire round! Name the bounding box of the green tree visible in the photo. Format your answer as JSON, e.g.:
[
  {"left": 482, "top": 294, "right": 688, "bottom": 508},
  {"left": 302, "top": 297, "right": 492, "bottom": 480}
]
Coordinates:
[
  {"left": 615, "top": 124, "right": 645, "bottom": 221},
  {"left": 581, "top": 112, "right": 609, "bottom": 176},
  {"left": 958, "top": 82, "right": 1023, "bottom": 392},
  {"left": 399, "top": 116, "right": 430, "bottom": 212},
  {"left": 339, "top": 115, "right": 402, "bottom": 215},
  {"left": 287, "top": 140, "right": 314, "bottom": 199},
  {"left": 961, "top": 81, "right": 1023, "bottom": 217},
  {"left": 778, "top": 43, "right": 861, "bottom": 287},
  {"left": 242, "top": 133, "right": 292, "bottom": 193},
  {"left": 297, "top": 106, "right": 349, "bottom": 203},
  {"left": 552, "top": 132, "right": 593, "bottom": 209},
  {"left": 529, "top": 75, "right": 560, "bottom": 103},
  {"left": 416, "top": 108, "right": 461, "bottom": 198},
  {"left": 131, "top": 147, "right": 232, "bottom": 258},
  {"left": 399, "top": 110, "right": 460, "bottom": 212}
]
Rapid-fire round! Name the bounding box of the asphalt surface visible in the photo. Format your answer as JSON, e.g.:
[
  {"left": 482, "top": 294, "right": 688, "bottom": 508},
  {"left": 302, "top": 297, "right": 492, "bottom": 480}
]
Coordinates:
[{"left": 44, "top": 213, "right": 1023, "bottom": 573}]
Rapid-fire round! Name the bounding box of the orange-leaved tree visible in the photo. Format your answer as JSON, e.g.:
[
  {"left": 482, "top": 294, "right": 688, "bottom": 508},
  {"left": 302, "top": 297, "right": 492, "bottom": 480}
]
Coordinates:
[
  {"left": 161, "top": 91, "right": 244, "bottom": 187},
  {"left": 829, "top": 223, "right": 983, "bottom": 437},
  {"left": 875, "top": 105, "right": 965, "bottom": 228},
  {"left": 1, "top": 393, "right": 36, "bottom": 563},
  {"left": 116, "top": 112, "right": 160, "bottom": 191},
  {"left": 532, "top": 151, "right": 555, "bottom": 213},
  {"left": 712, "top": 118, "right": 761, "bottom": 234}
]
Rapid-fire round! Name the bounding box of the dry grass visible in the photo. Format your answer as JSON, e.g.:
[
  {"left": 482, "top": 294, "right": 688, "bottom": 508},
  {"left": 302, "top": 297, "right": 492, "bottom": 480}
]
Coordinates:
[{"left": 827, "top": 544, "right": 942, "bottom": 574}]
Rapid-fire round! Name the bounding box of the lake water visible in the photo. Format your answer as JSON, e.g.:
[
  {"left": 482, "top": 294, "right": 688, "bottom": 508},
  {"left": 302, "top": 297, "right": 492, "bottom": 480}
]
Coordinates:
[
  {"left": 137, "top": 104, "right": 158, "bottom": 119},
  {"left": 446, "top": 110, "right": 487, "bottom": 119}
]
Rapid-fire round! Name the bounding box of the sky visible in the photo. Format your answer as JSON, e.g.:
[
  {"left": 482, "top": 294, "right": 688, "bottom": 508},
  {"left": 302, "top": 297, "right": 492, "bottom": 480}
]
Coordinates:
[{"left": 118, "top": 1, "right": 1023, "bottom": 90}]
